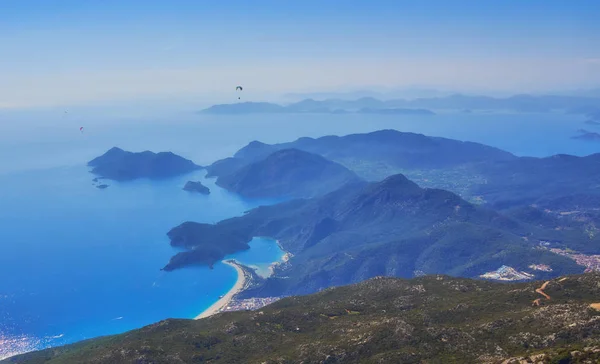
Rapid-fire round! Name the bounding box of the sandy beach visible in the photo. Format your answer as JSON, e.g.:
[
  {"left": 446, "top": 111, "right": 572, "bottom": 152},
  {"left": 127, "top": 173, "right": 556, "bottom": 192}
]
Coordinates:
[{"left": 195, "top": 260, "right": 246, "bottom": 319}]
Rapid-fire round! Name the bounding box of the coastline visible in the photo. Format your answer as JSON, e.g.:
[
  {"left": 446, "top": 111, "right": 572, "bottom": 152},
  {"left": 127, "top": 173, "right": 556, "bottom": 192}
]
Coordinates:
[
  {"left": 195, "top": 238, "right": 292, "bottom": 319},
  {"left": 195, "top": 260, "right": 246, "bottom": 319},
  {"left": 265, "top": 239, "right": 291, "bottom": 277}
]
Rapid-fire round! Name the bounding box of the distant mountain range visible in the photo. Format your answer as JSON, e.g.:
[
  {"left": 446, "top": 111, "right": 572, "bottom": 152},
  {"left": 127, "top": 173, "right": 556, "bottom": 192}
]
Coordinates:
[
  {"left": 8, "top": 273, "right": 600, "bottom": 363},
  {"left": 207, "top": 130, "right": 600, "bottom": 213},
  {"left": 206, "top": 129, "right": 516, "bottom": 181},
  {"left": 200, "top": 94, "right": 600, "bottom": 115},
  {"left": 282, "top": 87, "right": 455, "bottom": 101}
]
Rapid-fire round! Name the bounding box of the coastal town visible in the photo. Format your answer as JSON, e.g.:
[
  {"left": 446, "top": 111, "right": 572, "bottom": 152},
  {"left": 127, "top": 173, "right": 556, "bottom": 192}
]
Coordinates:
[
  {"left": 209, "top": 259, "right": 287, "bottom": 315},
  {"left": 480, "top": 265, "right": 535, "bottom": 281},
  {"left": 196, "top": 258, "right": 289, "bottom": 318},
  {"left": 219, "top": 296, "right": 284, "bottom": 313},
  {"left": 550, "top": 248, "right": 600, "bottom": 273},
  {"left": 479, "top": 246, "right": 600, "bottom": 282},
  {"left": 193, "top": 242, "right": 600, "bottom": 317},
  {"left": 216, "top": 248, "right": 600, "bottom": 308}
]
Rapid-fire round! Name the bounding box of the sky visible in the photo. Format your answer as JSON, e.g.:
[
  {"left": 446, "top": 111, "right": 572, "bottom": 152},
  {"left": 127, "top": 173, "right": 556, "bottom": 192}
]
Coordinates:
[{"left": 1, "top": 0, "right": 600, "bottom": 108}]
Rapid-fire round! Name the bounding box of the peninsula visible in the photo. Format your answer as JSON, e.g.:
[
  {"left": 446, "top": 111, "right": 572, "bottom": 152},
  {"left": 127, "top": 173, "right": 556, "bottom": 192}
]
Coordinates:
[{"left": 164, "top": 173, "right": 586, "bottom": 298}]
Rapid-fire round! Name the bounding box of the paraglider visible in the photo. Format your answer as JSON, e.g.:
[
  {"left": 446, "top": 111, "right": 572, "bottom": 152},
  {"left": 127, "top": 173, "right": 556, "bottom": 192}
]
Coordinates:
[
  {"left": 79, "top": 127, "right": 84, "bottom": 133},
  {"left": 236, "top": 85, "right": 243, "bottom": 100}
]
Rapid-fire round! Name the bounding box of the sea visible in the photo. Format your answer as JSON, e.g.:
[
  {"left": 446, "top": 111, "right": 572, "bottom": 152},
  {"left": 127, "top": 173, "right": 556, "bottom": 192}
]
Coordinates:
[{"left": 0, "top": 108, "right": 598, "bottom": 359}]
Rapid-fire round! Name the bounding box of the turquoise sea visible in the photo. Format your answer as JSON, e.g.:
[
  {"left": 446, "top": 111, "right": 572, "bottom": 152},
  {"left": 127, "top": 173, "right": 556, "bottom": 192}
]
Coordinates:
[{"left": 0, "top": 109, "right": 598, "bottom": 359}]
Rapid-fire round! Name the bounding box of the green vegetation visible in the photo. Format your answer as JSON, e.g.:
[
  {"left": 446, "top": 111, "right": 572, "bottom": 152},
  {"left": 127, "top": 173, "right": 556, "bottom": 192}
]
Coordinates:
[
  {"left": 215, "top": 148, "right": 361, "bottom": 199},
  {"left": 205, "top": 131, "right": 600, "bottom": 229},
  {"left": 164, "top": 173, "right": 590, "bottom": 297},
  {"left": 206, "top": 129, "right": 516, "bottom": 181},
  {"left": 6, "top": 273, "right": 600, "bottom": 363},
  {"left": 197, "top": 130, "right": 600, "bottom": 277}
]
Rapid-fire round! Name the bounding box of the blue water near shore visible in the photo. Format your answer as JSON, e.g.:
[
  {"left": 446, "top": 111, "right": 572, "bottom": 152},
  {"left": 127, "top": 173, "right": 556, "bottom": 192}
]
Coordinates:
[
  {"left": 0, "top": 110, "right": 598, "bottom": 358},
  {"left": 0, "top": 166, "right": 281, "bottom": 358},
  {"left": 227, "top": 237, "right": 286, "bottom": 278}
]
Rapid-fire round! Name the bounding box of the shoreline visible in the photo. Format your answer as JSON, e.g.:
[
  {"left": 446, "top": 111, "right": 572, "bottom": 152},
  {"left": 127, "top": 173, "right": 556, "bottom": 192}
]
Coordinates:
[
  {"left": 196, "top": 238, "right": 292, "bottom": 319},
  {"left": 195, "top": 260, "right": 246, "bottom": 319}
]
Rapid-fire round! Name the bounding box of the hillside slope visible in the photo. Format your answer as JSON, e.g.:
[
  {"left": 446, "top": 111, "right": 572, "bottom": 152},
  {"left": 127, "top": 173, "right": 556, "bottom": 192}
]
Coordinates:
[
  {"left": 215, "top": 148, "right": 362, "bottom": 199},
  {"left": 163, "top": 174, "right": 589, "bottom": 296},
  {"left": 206, "top": 130, "right": 600, "bottom": 214},
  {"left": 205, "top": 129, "right": 516, "bottom": 181},
  {"left": 6, "top": 273, "right": 600, "bottom": 364}
]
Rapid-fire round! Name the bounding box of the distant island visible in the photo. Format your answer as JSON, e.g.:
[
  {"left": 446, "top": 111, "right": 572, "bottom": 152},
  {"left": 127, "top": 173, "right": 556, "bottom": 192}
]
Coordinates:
[
  {"left": 183, "top": 181, "right": 210, "bottom": 195},
  {"left": 572, "top": 129, "right": 600, "bottom": 142},
  {"left": 87, "top": 147, "right": 201, "bottom": 181},
  {"left": 199, "top": 94, "right": 600, "bottom": 115}
]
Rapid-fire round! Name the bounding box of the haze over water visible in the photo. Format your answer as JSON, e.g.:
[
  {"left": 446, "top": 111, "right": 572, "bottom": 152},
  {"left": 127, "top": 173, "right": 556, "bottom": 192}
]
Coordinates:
[{"left": 0, "top": 110, "right": 598, "bottom": 359}]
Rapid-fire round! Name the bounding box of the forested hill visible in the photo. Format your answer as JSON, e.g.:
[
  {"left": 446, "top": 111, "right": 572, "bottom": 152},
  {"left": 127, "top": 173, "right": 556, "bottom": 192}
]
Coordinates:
[{"left": 163, "top": 173, "right": 587, "bottom": 297}]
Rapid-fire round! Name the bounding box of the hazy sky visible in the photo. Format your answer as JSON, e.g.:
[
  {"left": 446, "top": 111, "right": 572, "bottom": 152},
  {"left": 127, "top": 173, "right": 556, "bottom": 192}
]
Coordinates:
[{"left": 2, "top": 0, "right": 600, "bottom": 108}]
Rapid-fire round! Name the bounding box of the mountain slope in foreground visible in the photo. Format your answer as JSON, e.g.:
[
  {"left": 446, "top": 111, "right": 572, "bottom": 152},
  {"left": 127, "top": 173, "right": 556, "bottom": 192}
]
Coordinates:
[{"left": 5, "top": 273, "right": 600, "bottom": 363}]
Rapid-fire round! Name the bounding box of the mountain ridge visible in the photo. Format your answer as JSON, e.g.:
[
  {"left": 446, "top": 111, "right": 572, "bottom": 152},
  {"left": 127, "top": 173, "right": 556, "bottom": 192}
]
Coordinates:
[
  {"left": 215, "top": 148, "right": 362, "bottom": 199},
  {"left": 206, "top": 130, "right": 600, "bottom": 213},
  {"left": 163, "top": 172, "right": 587, "bottom": 297},
  {"left": 205, "top": 129, "right": 517, "bottom": 182}
]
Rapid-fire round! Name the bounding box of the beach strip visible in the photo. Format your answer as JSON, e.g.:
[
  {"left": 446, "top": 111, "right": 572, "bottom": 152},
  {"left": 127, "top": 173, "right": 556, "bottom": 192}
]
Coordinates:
[{"left": 195, "top": 260, "right": 246, "bottom": 319}]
